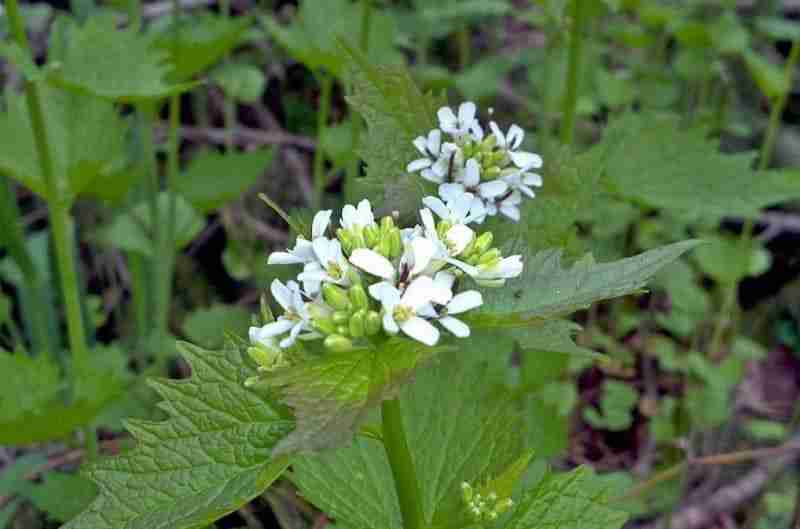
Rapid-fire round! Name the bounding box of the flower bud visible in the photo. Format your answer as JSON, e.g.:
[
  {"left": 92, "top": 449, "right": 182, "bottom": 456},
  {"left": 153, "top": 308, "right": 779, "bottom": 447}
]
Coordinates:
[
  {"left": 259, "top": 294, "right": 275, "bottom": 324},
  {"left": 313, "top": 317, "right": 337, "bottom": 335},
  {"left": 324, "top": 334, "right": 353, "bottom": 352},
  {"left": 484, "top": 166, "right": 501, "bottom": 179},
  {"left": 380, "top": 215, "right": 395, "bottom": 236},
  {"left": 248, "top": 345, "right": 278, "bottom": 369},
  {"left": 473, "top": 232, "right": 493, "bottom": 255},
  {"left": 307, "top": 303, "right": 330, "bottom": 321},
  {"left": 349, "top": 309, "right": 366, "bottom": 338},
  {"left": 482, "top": 134, "right": 497, "bottom": 149},
  {"left": 349, "top": 284, "right": 369, "bottom": 311},
  {"left": 323, "top": 284, "right": 351, "bottom": 311},
  {"left": 479, "top": 248, "right": 502, "bottom": 267},
  {"left": 337, "top": 228, "right": 353, "bottom": 254},
  {"left": 388, "top": 230, "right": 403, "bottom": 258},
  {"left": 364, "top": 224, "right": 381, "bottom": 247},
  {"left": 336, "top": 325, "right": 349, "bottom": 335},
  {"left": 365, "top": 310, "right": 382, "bottom": 335},
  {"left": 346, "top": 267, "right": 362, "bottom": 285},
  {"left": 332, "top": 310, "right": 350, "bottom": 325},
  {"left": 437, "top": 220, "right": 453, "bottom": 240},
  {"left": 351, "top": 229, "right": 367, "bottom": 250},
  {"left": 492, "top": 151, "right": 509, "bottom": 166},
  {"left": 376, "top": 237, "right": 393, "bottom": 258}
]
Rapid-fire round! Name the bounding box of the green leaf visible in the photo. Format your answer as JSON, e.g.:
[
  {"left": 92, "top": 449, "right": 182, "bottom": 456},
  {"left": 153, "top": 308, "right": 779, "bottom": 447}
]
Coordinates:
[
  {"left": 710, "top": 12, "right": 750, "bottom": 54},
  {"left": 344, "top": 53, "right": 445, "bottom": 218},
  {"left": 63, "top": 341, "right": 294, "bottom": 529},
  {"left": 182, "top": 304, "right": 252, "bottom": 349},
  {"left": 475, "top": 239, "right": 701, "bottom": 324},
  {"left": 175, "top": 149, "right": 273, "bottom": 213},
  {"left": 584, "top": 380, "right": 639, "bottom": 431},
  {"left": 266, "top": 337, "right": 452, "bottom": 454},
  {"left": 743, "top": 49, "right": 789, "bottom": 100},
  {"left": 0, "top": 498, "right": 21, "bottom": 529},
  {"left": 23, "top": 472, "right": 97, "bottom": 522},
  {"left": 504, "top": 466, "right": 628, "bottom": 529},
  {"left": 0, "top": 85, "right": 131, "bottom": 202},
  {"left": 454, "top": 56, "right": 515, "bottom": 100},
  {"left": 211, "top": 62, "right": 267, "bottom": 103},
  {"left": 419, "top": 0, "right": 511, "bottom": 22},
  {"left": 94, "top": 192, "right": 204, "bottom": 256},
  {"left": 601, "top": 113, "right": 800, "bottom": 220},
  {"left": 262, "top": 0, "right": 402, "bottom": 78},
  {"left": 756, "top": 16, "right": 800, "bottom": 41},
  {"left": 693, "top": 235, "right": 768, "bottom": 284},
  {"left": 0, "top": 41, "right": 44, "bottom": 81},
  {"left": 50, "top": 15, "right": 188, "bottom": 101},
  {"left": 153, "top": 13, "right": 252, "bottom": 81},
  {"left": 0, "top": 454, "right": 48, "bottom": 495}
]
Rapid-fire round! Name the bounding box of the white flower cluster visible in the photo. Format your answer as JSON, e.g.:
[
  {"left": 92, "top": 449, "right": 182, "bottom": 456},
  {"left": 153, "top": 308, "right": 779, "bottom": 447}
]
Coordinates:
[
  {"left": 461, "top": 482, "right": 514, "bottom": 522},
  {"left": 407, "top": 101, "right": 543, "bottom": 222},
  {"left": 247, "top": 103, "right": 531, "bottom": 364}
]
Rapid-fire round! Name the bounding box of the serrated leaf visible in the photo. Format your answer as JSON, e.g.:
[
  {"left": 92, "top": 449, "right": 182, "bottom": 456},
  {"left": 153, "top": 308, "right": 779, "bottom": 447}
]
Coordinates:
[
  {"left": 267, "top": 337, "right": 452, "bottom": 454},
  {"left": 63, "top": 341, "right": 294, "bottom": 529},
  {"left": 584, "top": 380, "right": 639, "bottom": 431},
  {"left": 175, "top": 149, "right": 273, "bottom": 213},
  {"left": 0, "top": 85, "right": 131, "bottom": 202},
  {"left": 345, "top": 55, "right": 445, "bottom": 218},
  {"left": 503, "top": 466, "right": 628, "bottom": 529},
  {"left": 50, "top": 15, "right": 188, "bottom": 100},
  {"left": 475, "top": 239, "right": 700, "bottom": 324},
  {"left": 94, "top": 192, "right": 204, "bottom": 256},
  {"left": 23, "top": 472, "right": 97, "bottom": 522},
  {"left": 182, "top": 304, "right": 252, "bottom": 349},
  {"left": 601, "top": 113, "right": 800, "bottom": 220}
]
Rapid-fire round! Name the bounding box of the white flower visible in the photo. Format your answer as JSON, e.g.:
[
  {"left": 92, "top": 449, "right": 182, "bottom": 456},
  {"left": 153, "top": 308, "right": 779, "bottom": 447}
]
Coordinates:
[
  {"left": 427, "top": 271, "right": 483, "bottom": 337},
  {"left": 419, "top": 208, "right": 477, "bottom": 275},
  {"left": 297, "top": 237, "right": 351, "bottom": 294},
  {"left": 489, "top": 121, "right": 543, "bottom": 171},
  {"left": 368, "top": 276, "right": 451, "bottom": 346},
  {"left": 249, "top": 325, "right": 278, "bottom": 349},
  {"left": 407, "top": 131, "right": 461, "bottom": 184},
  {"left": 267, "top": 209, "right": 332, "bottom": 265},
  {"left": 486, "top": 190, "right": 523, "bottom": 222},
  {"left": 473, "top": 255, "right": 524, "bottom": 287},
  {"left": 438, "top": 102, "right": 484, "bottom": 140},
  {"left": 423, "top": 187, "right": 486, "bottom": 226},
  {"left": 349, "top": 235, "right": 435, "bottom": 284},
  {"left": 340, "top": 199, "right": 375, "bottom": 230},
  {"left": 461, "top": 158, "right": 508, "bottom": 201},
  {"left": 502, "top": 171, "right": 542, "bottom": 200},
  {"left": 254, "top": 279, "right": 316, "bottom": 348}
]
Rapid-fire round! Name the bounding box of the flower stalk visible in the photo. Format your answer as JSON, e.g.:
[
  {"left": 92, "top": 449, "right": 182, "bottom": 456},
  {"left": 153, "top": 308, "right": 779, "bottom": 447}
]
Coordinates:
[
  {"left": 313, "top": 73, "right": 334, "bottom": 209},
  {"left": 560, "top": 0, "right": 586, "bottom": 146},
  {"left": 381, "top": 397, "right": 423, "bottom": 529}
]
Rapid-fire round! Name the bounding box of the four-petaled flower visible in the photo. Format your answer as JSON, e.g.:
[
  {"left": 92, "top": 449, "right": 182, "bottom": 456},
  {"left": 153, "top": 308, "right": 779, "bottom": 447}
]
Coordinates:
[
  {"left": 252, "top": 279, "right": 317, "bottom": 348},
  {"left": 424, "top": 271, "right": 483, "bottom": 337},
  {"left": 368, "top": 276, "right": 451, "bottom": 346},
  {"left": 438, "top": 101, "right": 483, "bottom": 140}
]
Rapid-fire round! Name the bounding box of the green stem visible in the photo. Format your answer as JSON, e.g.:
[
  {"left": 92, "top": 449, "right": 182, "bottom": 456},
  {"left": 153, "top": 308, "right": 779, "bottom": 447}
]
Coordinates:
[
  {"left": 6, "top": 0, "right": 89, "bottom": 366},
  {"left": 220, "top": 0, "right": 235, "bottom": 153},
  {"left": 457, "top": 24, "right": 470, "bottom": 71},
  {"left": 381, "top": 398, "right": 422, "bottom": 529},
  {"left": 83, "top": 424, "right": 98, "bottom": 461},
  {"left": 313, "top": 74, "right": 333, "bottom": 209},
  {"left": 140, "top": 103, "right": 163, "bottom": 337},
  {"left": 707, "top": 39, "right": 800, "bottom": 357},
  {"left": 346, "top": 0, "right": 373, "bottom": 195},
  {"left": 560, "top": 0, "right": 586, "bottom": 146}
]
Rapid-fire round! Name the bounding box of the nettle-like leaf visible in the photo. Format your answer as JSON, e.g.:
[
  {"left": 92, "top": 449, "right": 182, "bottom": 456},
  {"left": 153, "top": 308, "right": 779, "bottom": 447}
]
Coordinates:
[
  {"left": 0, "top": 85, "right": 130, "bottom": 201},
  {"left": 503, "top": 466, "right": 628, "bottom": 529},
  {"left": 265, "top": 337, "right": 452, "bottom": 455},
  {"left": 292, "top": 359, "right": 530, "bottom": 529},
  {"left": 600, "top": 113, "right": 800, "bottom": 220},
  {"left": 345, "top": 54, "right": 445, "bottom": 218},
  {"left": 50, "top": 15, "right": 189, "bottom": 101},
  {"left": 63, "top": 341, "right": 294, "bottom": 529},
  {"left": 174, "top": 148, "right": 274, "bottom": 213},
  {"left": 262, "top": 0, "right": 402, "bottom": 78}
]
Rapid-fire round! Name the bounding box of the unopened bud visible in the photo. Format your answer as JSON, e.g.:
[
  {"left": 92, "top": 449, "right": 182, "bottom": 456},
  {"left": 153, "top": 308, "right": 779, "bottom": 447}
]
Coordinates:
[
  {"left": 473, "top": 232, "right": 493, "bottom": 255},
  {"left": 389, "top": 230, "right": 403, "bottom": 258},
  {"left": 259, "top": 294, "right": 275, "bottom": 323},
  {"left": 349, "top": 284, "right": 369, "bottom": 311},
  {"left": 313, "top": 318, "right": 337, "bottom": 335},
  {"left": 324, "top": 334, "right": 353, "bottom": 352},
  {"left": 364, "top": 224, "right": 381, "bottom": 247},
  {"left": 323, "top": 284, "right": 351, "bottom": 310},
  {"left": 482, "top": 134, "right": 497, "bottom": 149},
  {"left": 336, "top": 325, "right": 348, "bottom": 335},
  {"left": 479, "top": 248, "right": 502, "bottom": 266},
  {"left": 484, "top": 166, "right": 501, "bottom": 179},
  {"left": 346, "top": 267, "right": 362, "bottom": 285},
  {"left": 349, "top": 309, "right": 366, "bottom": 338},
  {"left": 332, "top": 310, "right": 350, "bottom": 325},
  {"left": 380, "top": 216, "right": 395, "bottom": 236},
  {"left": 337, "top": 228, "right": 353, "bottom": 253},
  {"left": 376, "top": 237, "right": 393, "bottom": 258},
  {"left": 248, "top": 345, "right": 278, "bottom": 369},
  {"left": 365, "top": 310, "right": 382, "bottom": 335}
]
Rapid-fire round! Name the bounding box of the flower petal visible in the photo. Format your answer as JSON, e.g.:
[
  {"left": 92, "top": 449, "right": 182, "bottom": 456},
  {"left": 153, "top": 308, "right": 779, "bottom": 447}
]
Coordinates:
[
  {"left": 350, "top": 249, "right": 396, "bottom": 280},
  {"left": 259, "top": 318, "right": 295, "bottom": 338},
  {"left": 422, "top": 196, "right": 449, "bottom": 221},
  {"left": 410, "top": 236, "right": 435, "bottom": 276},
  {"left": 356, "top": 199, "right": 374, "bottom": 225},
  {"left": 439, "top": 183, "right": 466, "bottom": 202},
  {"left": 523, "top": 172, "right": 543, "bottom": 187},
  {"left": 489, "top": 121, "right": 505, "bottom": 148},
  {"left": 369, "top": 281, "right": 401, "bottom": 306},
  {"left": 437, "top": 106, "right": 458, "bottom": 130},
  {"left": 439, "top": 316, "right": 470, "bottom": 338},
  {"left": 500, "top": 205, "right": 521, "bottom": 222},
  {"left": 478, "top": 179, "right": 508, "bottom": 198},
  {"left": 458, "top": 101, "right": 477, "bottom": 125},
  {"left": 270, "top": 279, "right": 293, "bottom": 311},
  {"left": 433, "top": 270, "right": 456, "bottom": 291},
  {"left": 427, "top": 129, "right": 442, "bottom": 154},
  {"left": 267, "top": 251, "right": 305, "bottom": 265},
  {"left": 510, "top": 151, "right": 543, "bottom": 170},
  {"left": 279, "top": 322, "right": 303, "bottom": 348},
  {"left": 464, "top": 158, "right": 481, "bottom": 187},
  {"left": 446, "top": 224, "right": 474, "bottom": 256},
  {"left": 401, "top": 316, "right": 440, "bottom": 346},
  {"left": 413, "top": 135, "right": 428, "bottom": 155},
  {"left": 407, "top": 158, "right": 433, "bottom": 173},
  {"left": 507, "top": 124, "right": 524, "bottom": 150},
  {"left": 383, "top": 312, "right": 400, "bottom": 334},
  {"left": 447, "top": 290, "right": 483, "bottom": 314},
  {"left": 312, "top": 210, "right": 333, "bottom": 239},
  {"left": 402, "top": 276, "right": 436, "bottom": 309}
]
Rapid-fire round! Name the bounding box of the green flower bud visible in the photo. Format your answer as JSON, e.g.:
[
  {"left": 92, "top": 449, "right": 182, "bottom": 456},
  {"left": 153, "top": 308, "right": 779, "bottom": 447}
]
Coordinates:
[
  {"left": 307, "top": 303, "right": 330, "bottom": 321},
  {"left": 482, "top": 134, "right": 497, "bottom": 149},
  {"left": 332, "top": 310, "right": 350, "bottom": 325},
  {"left": 337, "top": 228, "right": 353, "bottom": 254},
  {"left": 380, "top": 215, "right": 395, "bottom": 236},
  {"left": 336, "top": 325, "right": 349, "bottom": 336},
  {"left": 479, "top": 248, "right": 502, "bottom": 266},
  {"left": 492, "top": 151, "right": 509, "bottom": 166},
  {"left": 346, "top": 267, "right": 362, "bottom": 285},
  {"left": 376, "top": 237, "right": 393, "bottom": 258},
  {"left": 365, "top": 310, "right": 382, "bottom": 335},
  {"left": 389, "top": 230, "right": 403, "bottom": 258},
  {"left": 259, "top": 294, "right": 275, "bottom": 324},
  {"left": 473, "top": 232, "right": 493, "bottom": 255},
  {"left": 349, "top": 284, "right": 369, "bottom": 311},
  {"left": 352, "top": 229, "right": 367, "bottom": 250},
  {"left": 313, "top": 318, "right": 337, "bottom": 335},
  {"left": 324, "top": 334, "right": 353, "bottom": 352},
  {"left": 349, "top": 309, "right": 366, "bottom": 338},
  {"left": 364, "top": 224, "right": 381, "bottom": 247},
  {"left": 437, "top": 220, "right": 453, "bottom": 240},
  {"left": 323, "top": 284, "right": 351, "bottom": 311},
  {"left": 248, "top": 345, "right": 278, "bottom": 369},
  {"left": 484, "top": 166, "right": 501, "bottom": 179}
]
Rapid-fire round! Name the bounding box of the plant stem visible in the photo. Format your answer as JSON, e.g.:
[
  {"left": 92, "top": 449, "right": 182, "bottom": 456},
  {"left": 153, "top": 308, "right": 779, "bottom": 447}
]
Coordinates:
[
  {"left": 140, "top": 103, "right": 163, "bottom": 338},
  {"left": 220, "top": 0, "right": 235, "bottom": 153},
  {"left": 313, "top": 73, "right": 333, "bottom": 209},
  {"left": 708, "top": 38, "right": 800, "bottom": 357},
  {"left": 457, "top": 24, "right": 470, "bottom": 71},
  {"left": 83, "top": 424, "right": 98, "bottom": 461},
  {"left": 6, "top": 0, "right": 89, "bottom": 366},
  {"left": 381, "top": 398, "right": 422, "bottom": 529},
  {"left": 560, "top": 0, "right": 586, "bottom": 146},
  {"left": 346, "top": 0, "right": 373, "bottom": 195}
]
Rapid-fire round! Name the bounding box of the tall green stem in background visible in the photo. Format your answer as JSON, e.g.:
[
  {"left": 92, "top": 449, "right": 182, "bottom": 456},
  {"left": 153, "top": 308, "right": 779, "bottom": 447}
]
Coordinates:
[
  {"left": 708, "top": 39, "right": 800, "bottom": 357},
  {"left": 382, "top": 398, "right": 422, "bottom": 529},
  {"left": 346, "top": 0, "right": 373, "bottom": 195},
  {"left": 313, "top": 74, "right": 333, "bottom": 209},
  {"left": 560, "top": 0, "right": 586, "bottom": 146},
  {"left": 457, "top": 24, "right": 471, "bottom": 71},
  {"left": 220, "top": 0, "right": 236, "bottom": 153},
  {"left": 6, "top": 0, "right": 89, "bottom": 367}
]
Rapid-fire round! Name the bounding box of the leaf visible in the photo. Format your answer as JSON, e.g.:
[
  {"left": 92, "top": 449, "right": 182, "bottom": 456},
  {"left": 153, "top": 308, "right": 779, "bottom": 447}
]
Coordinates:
[
  {"left": 584, "top": 380, "right": 639, "bottom": 431},
  {"left": 601, "top": 113, "right": 800, "bottom": 220},
  {"left": 175, "top": 149, "right": 273, "bottom": 213},
  {"left": 62, "top": 341, "right": 294, "bottom": 529},
  {"left": 743, "top": 49, "right": 788, "bottom": 100},
  {"left": 475, "top": 239, "right": 701, "bottom": 324},
  {"left": 261, "top": 0, "right": 403, "bottom": 78},
  {"left": 756, "top": 16, "right": 800, "bottom": 41},
  {"left": 153, "top": 13, "right": 252, "bottom": 81},
  {"left": 23, "top": 472, "right": 97, "bottom": 522},
  {"left": 503, "top": 466, "right": 628, "bottom": 529},
  {"left": 182, "top": 304, "right": 252, "bottom": 349},
  {"left": 0, "top": 85, "right": 131, "bottom": 202},
  {"left": 94, "top": 192, "right": 204, "bottom": 256},
  {"left": 50, "top": 15, "right": 188, "bottom": 101},
  {"left": 454, "top": 56, "right": 515, "bottom": 100},
  {"left": 0, "top": 498, "right": 21, "bottom": 529},
  {"left": 266, "top": 337, "right": 452, "bottom": 455},
  {"left": 0, "top": 454, "right": 48, "bottom": 495},
  {"left": 211, "top": 62, "right": 267, "bottom": 103},
  {"left": 345, "top": 55, "right": 445, "bottom": 218},
  {"left": 0, "top": 41, "right": 44, "bottom": 81},
  {"left": 693, "top": 235, "right": 768, "bottom": 284},
  {"left": 419, "top": 0, "right": 512, "bottom": 22}
]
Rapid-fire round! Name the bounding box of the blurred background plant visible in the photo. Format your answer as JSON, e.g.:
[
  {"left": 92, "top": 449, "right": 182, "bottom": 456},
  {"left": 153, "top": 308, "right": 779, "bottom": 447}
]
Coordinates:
[{"left": 1, "top": 0, "right": 800, "bottom": 528}]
